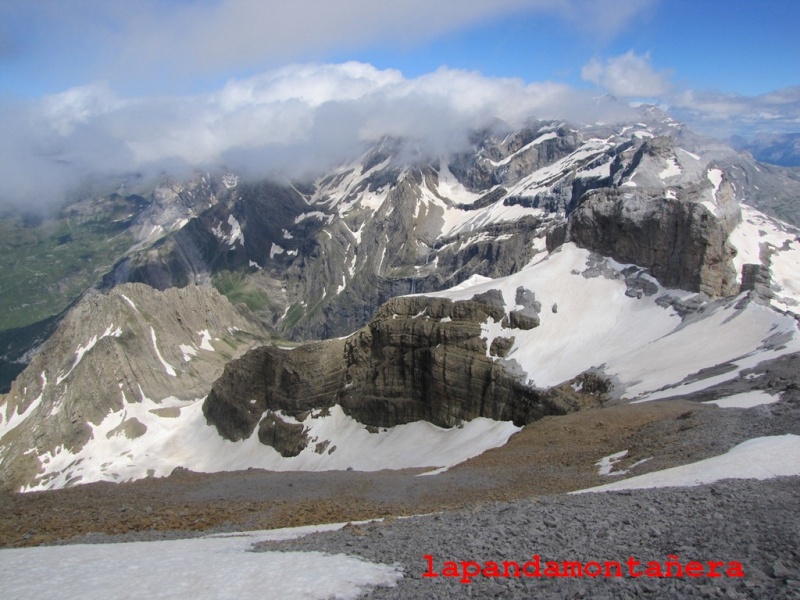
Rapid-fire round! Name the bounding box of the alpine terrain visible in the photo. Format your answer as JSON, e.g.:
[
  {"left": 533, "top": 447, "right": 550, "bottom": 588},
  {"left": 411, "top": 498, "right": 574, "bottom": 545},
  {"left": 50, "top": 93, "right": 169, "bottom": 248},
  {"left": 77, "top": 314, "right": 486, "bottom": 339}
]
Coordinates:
[{"left": 2, "top": 107, "right": 800, "bottom": 598}]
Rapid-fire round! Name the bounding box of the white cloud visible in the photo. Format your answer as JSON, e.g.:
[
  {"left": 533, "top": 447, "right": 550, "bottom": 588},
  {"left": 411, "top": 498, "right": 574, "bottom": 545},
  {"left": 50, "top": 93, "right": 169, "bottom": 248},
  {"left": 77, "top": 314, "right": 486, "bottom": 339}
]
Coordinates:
[
  {"left": 0, "top": 62, "right": 636, "bottom": 208},
  {"left": 554, "top": 0, "right": 658, "bottom": 41},
  {"left": 582, "top": 51, "right": 672, "bottom": 98},
  {"left": 579, "top": 51, "right": 800, "bottom": 138},
  {"left": 668, "top": 86, "right": 800, "bottom": 138}
]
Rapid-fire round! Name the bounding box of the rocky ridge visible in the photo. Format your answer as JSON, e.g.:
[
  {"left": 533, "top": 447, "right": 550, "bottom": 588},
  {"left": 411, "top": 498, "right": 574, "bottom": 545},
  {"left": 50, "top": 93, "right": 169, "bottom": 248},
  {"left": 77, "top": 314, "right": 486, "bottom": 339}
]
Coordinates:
[{"left": 0, "top": 283, "right": 269, "bottom": 491}]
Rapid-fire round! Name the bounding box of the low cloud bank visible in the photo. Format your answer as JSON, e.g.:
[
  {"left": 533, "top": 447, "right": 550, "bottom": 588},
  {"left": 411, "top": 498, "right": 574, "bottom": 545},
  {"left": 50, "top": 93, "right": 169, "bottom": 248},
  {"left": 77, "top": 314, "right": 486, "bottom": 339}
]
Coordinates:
[
  {"left": 0, "top": 62, "right": 634, "bottom": 209},
  {"left": 2, "top": 56, "right": 798, "bottom": 210}
]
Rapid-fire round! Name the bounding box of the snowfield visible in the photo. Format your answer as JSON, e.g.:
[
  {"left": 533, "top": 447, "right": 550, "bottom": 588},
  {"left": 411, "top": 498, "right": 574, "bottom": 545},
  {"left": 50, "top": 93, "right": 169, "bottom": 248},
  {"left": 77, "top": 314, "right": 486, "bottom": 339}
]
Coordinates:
[
  {"left": 22, "top": 401, "right": 520, "bottom": 491},
  {"left": 0, "top": 525, "right": 402, "bottom": 600},
  {"left": 429, "top": 243, "right": 800, "bottom": 399}
]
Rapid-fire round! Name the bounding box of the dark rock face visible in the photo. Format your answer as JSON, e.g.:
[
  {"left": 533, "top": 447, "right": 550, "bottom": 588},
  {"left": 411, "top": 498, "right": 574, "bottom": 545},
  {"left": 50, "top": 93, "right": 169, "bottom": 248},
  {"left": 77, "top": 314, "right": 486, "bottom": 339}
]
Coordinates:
[
  {"left": 202, "top": 338, "right": 346, "bottom": 442},
  {"left": 560, "top": 189, "right": 739, "bottom": 297},
  {"left": 489, "top": 336, "right": 515, "bottom": 358},
  {"left": 740, "top": 263, "right": 773, "bottom": 301},
  {"left": 624, "top": 272, "right": 658, "bottom": 298},
  {"left": 203, "top": 294, "right": 570, "bottom": 445},
  {"left": 257, "top": 413, "right": 309, "bottom": 457},
  {"left": 502, "top": 287, "right": 541, "bottom": 330},
  {"left": 104, "top": 181, "right": 310, "bottom": 292}
]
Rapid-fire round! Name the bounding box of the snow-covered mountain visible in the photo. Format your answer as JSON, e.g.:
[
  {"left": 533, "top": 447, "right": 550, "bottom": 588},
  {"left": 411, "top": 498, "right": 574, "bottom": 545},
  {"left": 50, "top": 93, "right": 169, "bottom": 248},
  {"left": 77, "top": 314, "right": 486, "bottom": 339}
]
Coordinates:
[
  {"left": 1, "top": 107, "right": 799, "bottom": 492},
  {"left": 94, "top": 106, "right": 800, "bottom": 340}
]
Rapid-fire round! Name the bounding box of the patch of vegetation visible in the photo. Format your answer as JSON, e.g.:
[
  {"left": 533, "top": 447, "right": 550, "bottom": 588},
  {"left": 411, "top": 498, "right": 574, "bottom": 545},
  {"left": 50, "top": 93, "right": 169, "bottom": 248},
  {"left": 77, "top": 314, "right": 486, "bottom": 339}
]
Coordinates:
[
  {"left": 0, "top": 200, "right": 141, "bottom": 331},
  {"left": 282, "top": 303, "right": 306, "bottom": 329},
  {"left": 212, "top": 270, "right": 274, "bottom": 314}
]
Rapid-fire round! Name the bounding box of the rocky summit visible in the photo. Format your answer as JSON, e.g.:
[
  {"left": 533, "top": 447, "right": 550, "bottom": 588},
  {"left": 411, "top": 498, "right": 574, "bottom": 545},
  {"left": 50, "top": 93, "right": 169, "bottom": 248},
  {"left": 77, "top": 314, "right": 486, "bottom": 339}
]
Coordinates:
[{"left": 1, "top": 108, "right": 800, "bottom": 495}]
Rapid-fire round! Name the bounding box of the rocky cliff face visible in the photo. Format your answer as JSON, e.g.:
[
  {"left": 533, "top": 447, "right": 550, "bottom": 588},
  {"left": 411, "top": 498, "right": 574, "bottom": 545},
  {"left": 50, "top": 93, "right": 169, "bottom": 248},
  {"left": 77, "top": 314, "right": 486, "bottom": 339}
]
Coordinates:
[
  {"left": 562, "top": 188, "right": 739, "bottom": 296},
  {"left": 0, "top": 283, "right": 269, "bottom": 491},
  {"left": 544, "top": 135, "right": 745, "bottom": 297},
  {"left": 204, "top": 291, "right": 576, "bottom": 456}
]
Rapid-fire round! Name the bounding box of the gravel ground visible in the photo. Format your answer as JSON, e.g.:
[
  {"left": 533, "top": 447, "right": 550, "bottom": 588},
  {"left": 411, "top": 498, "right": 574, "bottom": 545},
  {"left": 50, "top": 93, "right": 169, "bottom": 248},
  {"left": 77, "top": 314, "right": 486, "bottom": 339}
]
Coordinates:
[{"left": 259, "top": 477, "right": 800, "bottom": 599}]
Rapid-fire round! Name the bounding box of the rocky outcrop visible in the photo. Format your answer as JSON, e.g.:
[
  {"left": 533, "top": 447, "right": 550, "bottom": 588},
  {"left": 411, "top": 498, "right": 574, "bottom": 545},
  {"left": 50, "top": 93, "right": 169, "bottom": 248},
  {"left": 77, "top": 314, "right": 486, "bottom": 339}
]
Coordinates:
[
  {"left": 257, "top": 412, "right": 309, "bottom": 458},
  {"left": 556, "top": 188, "right": 739, "bottom": 297},
  {"left": 502, "top": 287, "right": 541, "bottom": 330},
  {"left": 203, "top": 337, "right": 347, "bottom": 442},
  {"left": 204, "top": 292, "right": 570, "bottom": 451}
]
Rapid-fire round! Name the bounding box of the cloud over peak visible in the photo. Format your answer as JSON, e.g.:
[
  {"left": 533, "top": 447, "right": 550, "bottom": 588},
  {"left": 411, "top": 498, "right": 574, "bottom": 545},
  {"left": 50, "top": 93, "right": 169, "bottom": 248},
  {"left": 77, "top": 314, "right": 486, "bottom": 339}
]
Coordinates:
[{"left": 0, "top": 62, "right": 635, "bottom": 208}]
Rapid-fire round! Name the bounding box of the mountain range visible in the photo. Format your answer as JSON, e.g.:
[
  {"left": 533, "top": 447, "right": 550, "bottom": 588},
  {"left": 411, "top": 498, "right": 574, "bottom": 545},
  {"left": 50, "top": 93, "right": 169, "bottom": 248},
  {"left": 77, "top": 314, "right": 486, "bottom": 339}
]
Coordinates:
[{"left": 1, "top": 105, "right": 799, "bottom": 493}]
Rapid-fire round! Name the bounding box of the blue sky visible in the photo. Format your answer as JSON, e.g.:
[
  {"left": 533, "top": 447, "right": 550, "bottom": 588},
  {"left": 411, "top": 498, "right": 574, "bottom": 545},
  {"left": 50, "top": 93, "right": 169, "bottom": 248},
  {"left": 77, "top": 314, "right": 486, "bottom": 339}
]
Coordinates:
[
  {"left": 1, "top": 0, "right": 798, "bottom": 98},
  {"left": 0, "top": 0, "right": 799, "bottom": 205}
]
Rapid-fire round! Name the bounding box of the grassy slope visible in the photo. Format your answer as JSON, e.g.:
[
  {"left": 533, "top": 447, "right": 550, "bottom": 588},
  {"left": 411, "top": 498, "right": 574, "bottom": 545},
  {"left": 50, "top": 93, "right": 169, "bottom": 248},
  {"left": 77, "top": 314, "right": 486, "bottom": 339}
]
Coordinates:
[{"left": 0, "top": 201, "right": 139, "bottom": 332}]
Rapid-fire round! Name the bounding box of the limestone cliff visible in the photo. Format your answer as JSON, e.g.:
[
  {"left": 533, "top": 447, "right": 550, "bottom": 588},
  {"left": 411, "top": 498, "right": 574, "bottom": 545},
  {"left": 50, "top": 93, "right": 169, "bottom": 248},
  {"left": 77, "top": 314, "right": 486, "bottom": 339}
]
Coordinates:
[
  {"left": 562, "top": 187, "right": 739, "bottom": 297},
  {"left": 203, "top": 292, "right": 571, "bottom": 454}
]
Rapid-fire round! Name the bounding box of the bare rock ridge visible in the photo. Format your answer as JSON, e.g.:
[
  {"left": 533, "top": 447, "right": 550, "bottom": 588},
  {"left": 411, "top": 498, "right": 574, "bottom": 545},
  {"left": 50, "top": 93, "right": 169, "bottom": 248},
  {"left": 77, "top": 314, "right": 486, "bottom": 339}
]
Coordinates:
[
  {"left": 0, "top": 283, "right": 270, "bottom": 491},
  {"left": 203, "top": 291, "right": 574, "bottom": 455}
]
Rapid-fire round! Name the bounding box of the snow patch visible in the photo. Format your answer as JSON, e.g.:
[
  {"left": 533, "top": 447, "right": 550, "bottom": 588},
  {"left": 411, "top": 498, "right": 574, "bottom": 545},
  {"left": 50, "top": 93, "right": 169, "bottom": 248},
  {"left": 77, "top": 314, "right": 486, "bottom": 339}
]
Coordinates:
[
  {"left": 226, "top": 215, "right": 244, "bottom": 246},
  {"left": 150, "top": 327, "right": 176, "bottom": 377},
  {"left": 680, "top": 149, "right": 701, "bottom": 160},
  {"left": 704, "top": 391, "right": 780, "bottom": 409},
  {"left": 179, "top": 344, "right": 197, "bottom": 362},
  {"left": 120, "top": 294, "right": 137, "bottom": 312},
  {"left": 21, "top": 400, "right": 519, "bottom": 490},
  {"left": 269, "top": 243, "right": 285, "bottom": 258},
  {"left": 659, "top": 157, "right": 681, "bottom": 179},
  {"left": 197, "top": 330, "right": 214, "bottom": 351},
  {"left": 0, "top": 373, "right": 46, "bottom": 440},
  {"left": 211, "top": 215, "right": 244, "bottom": 247},
  {"left": 728, "top": 204, "right": 800, "bottom": 309},
  {"left": 0, "top": 531, "right": 401, "bottom": 600},
  {"left": 575, "top": 435, "right": 800, "bottom": 493},
  {"left": 295, "top": 211, "right": 333, "bottom": 224},
  {"left": 222, "top": 173, "right": 238, "bottom": 189},
  {"left": 435, "top": 161, "right": 483, "bottom": 205},
  {"left": 702, "top": 168, "right": 724, "bottom": 215},
  {"left": 596, "top": 450, "right": 628, "bottom": 476}
]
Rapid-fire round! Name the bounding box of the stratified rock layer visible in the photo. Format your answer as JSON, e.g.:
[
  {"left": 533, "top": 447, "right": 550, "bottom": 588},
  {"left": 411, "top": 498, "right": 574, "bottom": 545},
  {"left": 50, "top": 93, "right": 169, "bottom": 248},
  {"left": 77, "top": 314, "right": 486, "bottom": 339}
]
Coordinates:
[{"left": 203, "top": 294, "right": 569, "bottom": 447}]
